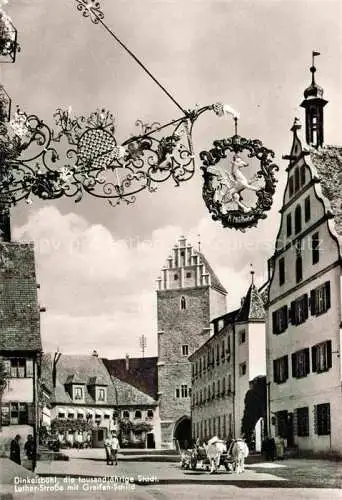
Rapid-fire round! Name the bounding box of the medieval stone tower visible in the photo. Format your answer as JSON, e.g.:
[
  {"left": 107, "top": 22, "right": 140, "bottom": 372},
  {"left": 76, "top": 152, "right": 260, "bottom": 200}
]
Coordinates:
[{"left": 156, "top": 236, "right": 227, "bottom": 448}]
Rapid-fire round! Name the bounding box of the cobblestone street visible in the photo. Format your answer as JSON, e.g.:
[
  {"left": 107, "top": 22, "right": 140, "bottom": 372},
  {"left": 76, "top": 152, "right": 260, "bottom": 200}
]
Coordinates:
[
  {"left": 1, "top": 454, "right": 342, "bottom": 499},
  {"left": 33, "top": 449, "right": 342, "bottom": 489}
]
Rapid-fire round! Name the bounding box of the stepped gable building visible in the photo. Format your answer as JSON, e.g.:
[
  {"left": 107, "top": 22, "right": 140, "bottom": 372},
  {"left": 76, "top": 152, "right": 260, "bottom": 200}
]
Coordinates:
[
  {"left": 266, "top": 60, "right": 342, "bottom": 457},
  {"left": 41, "top": 352, "right": 161, "bottom": 448},
  {"left": 0, "top": 243, "right": 42, "bottom": 453},
  {"left": 156, "top": 236, "right": 227, "bottom": 448},
  {"left": 189, "top": 274, "right": 266, "bottom": 452}
]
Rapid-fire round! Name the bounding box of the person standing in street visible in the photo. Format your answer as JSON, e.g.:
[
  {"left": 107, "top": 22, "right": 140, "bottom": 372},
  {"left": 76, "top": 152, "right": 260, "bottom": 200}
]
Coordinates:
[
  {"left": 104, "top": 433, "right": 113, "bottom": 465},
  {"left": 111, "top": 431, "right": 120, "bottom": 466},
  {"left": 24, "top": 434, "right": 37, "bottom": 471},
  {"left": 10, "top": 434, "right": 21, "bottom": 465}
]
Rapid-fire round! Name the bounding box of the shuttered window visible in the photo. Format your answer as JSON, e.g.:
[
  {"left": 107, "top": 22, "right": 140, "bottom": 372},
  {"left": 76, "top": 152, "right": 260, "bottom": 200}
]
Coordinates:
[
  {"left": 291, "top": 348, "right": 310, "bottom": 378},
  {"left": 276, "top": 410, "right": 288, "bottom": 438},
  {"left": 9, "top": 402, "right": 33, "bottom": 425},
  {"left": 314, "top": 403, "right": 330, "bottom": 435},
  {"left": 295, "top": 407, "right": 309, "bottom": 437},
  {"left": 310, "top": 282, "right": 331, "bottom": 316},
  {"left": 272, "top": 305, "right": 288, "bottom": 334},
  {"left": 311, "top": 341, "right": 332, "bottom": 373},
  {"left": 290, "top": 294, "right": 308, "bottom": 326},
  {"left": 273, "top": 356, "right": 289, "bottom": 384}
]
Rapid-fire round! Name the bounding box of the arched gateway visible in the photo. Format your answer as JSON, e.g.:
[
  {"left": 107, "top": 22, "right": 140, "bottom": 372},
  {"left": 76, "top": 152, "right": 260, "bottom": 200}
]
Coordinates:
[{"left": 173, "top": 416, "right": 192, "bottom": 449}]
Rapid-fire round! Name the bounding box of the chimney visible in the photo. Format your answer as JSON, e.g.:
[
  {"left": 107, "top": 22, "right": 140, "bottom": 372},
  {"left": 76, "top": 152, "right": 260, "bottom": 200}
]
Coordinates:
[
  {"left": 92, "top": 350, "right": 99, "bottom": 357},
  {"left": 52, "top": 351, "right": 62, "bottom": 389},
  {"left": 125, "top": 354, "right": 129, "bottom": 371}
]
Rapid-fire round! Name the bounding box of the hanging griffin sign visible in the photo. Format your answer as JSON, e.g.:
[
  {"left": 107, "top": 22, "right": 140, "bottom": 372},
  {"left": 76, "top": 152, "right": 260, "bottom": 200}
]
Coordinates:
[{"left": 200, "top": 135, "right": 279, "bottom": 231}]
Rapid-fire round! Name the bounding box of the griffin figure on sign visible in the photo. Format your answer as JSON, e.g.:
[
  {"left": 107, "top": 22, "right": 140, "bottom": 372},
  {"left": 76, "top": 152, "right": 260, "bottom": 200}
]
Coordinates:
[{"left": 207, "top": 154, "right": 262, "bottom": 214}]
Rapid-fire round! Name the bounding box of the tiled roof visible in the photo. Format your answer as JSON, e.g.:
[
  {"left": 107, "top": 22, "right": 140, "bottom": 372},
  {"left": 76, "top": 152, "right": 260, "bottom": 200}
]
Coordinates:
[
  {"left": 110, "top": 376, "right": 157, "bottom": 406},
  {"left": 211, "top": 308, "right": 240, "bottom": 325},
  {"left": 190, "top": 308, "right": 240, "bottom": 359},
  {"left": 41, "top": 353, "right": 157, "bottom": 407},
  {"left": 258, "top": 282, "right": 269, "bottom": 306},
  {"left": 0, "top": 243, "right": 41, "bottom": 352},
  {"left": 195, "top": 251, "right": 227, "bottom": 294},
  {"left": 102, "top": 357, "right": 158, "bottom": 400},
  {"left": 310, "top": 146, "right": 342, "bottom": 237},
  {"left": 42, "top": 353, "right": 117, "bottom": 406},
  {"left": 235, "top": 283, "right": 265, "bottom": 322}
]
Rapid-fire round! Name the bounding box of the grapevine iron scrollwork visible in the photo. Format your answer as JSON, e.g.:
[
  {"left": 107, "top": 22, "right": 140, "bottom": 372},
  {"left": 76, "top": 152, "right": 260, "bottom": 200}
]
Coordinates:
[
  {"left": 200, "top": 135, "right": 279, "bottom": 231},
  {"left": 0, "top": 103, "right": 207, "bottom": 208}
]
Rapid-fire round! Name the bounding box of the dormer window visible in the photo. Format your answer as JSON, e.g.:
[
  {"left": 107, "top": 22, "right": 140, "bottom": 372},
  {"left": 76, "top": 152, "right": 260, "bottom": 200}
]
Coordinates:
[
  {"left": 96, "top": 387, "right": 107, "bottom": 402},
  {"left": 73, "top": 386, "right": 84, "bottom": 401}
]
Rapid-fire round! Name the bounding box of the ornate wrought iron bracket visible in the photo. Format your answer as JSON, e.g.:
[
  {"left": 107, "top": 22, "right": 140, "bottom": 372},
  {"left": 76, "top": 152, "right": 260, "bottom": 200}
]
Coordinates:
[
  {"left": 0, "top": 1, "right": 279, "bottom": 235},
  {"left": 0, "top": 102, "right": 228, "bottom": 208}
]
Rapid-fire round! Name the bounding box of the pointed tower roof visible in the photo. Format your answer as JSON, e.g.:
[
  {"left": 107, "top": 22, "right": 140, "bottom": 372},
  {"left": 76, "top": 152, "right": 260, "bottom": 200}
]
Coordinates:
[{"left": 235, "top": 281, "right": 265, "bottom": 322}]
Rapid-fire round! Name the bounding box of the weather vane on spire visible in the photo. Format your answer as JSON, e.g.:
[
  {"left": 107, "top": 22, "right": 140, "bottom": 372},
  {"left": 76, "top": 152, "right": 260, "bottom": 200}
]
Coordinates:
[
  {"left": 311, "top": 51, "right": 321, "bottom": 83},
  {"left": 250, "top": 263, "right": 255, "bottom": 284},
  {"left": 312, "top": 50, "right": 320, "bottom": 66}
]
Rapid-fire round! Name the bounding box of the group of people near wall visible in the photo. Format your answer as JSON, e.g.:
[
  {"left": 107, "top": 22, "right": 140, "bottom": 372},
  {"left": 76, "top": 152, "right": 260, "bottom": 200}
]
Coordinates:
[{"left": 10, "top": 434, "right": 37, "bottom": 471}]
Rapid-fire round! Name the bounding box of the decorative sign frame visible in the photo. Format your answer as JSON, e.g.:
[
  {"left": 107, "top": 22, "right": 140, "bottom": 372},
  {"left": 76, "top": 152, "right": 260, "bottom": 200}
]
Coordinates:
[{"left": 200, "top": 135, "right": 279, "bottom": 231}]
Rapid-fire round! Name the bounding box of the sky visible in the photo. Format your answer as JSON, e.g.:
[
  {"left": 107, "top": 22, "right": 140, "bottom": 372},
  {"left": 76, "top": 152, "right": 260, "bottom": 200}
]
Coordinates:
[{"left": 2, "top": 0, "right": 342, "bottom": 357}]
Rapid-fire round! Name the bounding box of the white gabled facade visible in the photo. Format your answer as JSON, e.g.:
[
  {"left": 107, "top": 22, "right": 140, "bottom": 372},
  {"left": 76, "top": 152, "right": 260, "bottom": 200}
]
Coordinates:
[{"left": 266, "top": 63, "right": 342, "bottom": 457}]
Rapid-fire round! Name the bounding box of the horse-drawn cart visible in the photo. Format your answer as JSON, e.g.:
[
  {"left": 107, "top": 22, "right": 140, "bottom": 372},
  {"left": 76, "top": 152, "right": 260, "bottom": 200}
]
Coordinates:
[{"left": 179, "top": 437, "right": 248, "bottom": 474}]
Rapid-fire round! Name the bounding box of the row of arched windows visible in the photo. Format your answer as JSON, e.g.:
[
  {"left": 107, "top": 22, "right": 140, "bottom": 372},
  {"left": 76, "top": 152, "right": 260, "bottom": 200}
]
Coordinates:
[
  {"left": 192, "top": 338, "right": 231, "bottom": 379},
  {"left": 192, "top": 375, "right": 232, "bottom": 407},
  {"left": 286, "top": 196, "right": 311, "bottom": 239},
  {"left": 193, "top": 414, "right": 233, "bottom": 441},
  {"left": 289, "top": 165, "right": 306, "bottom": 198}
]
